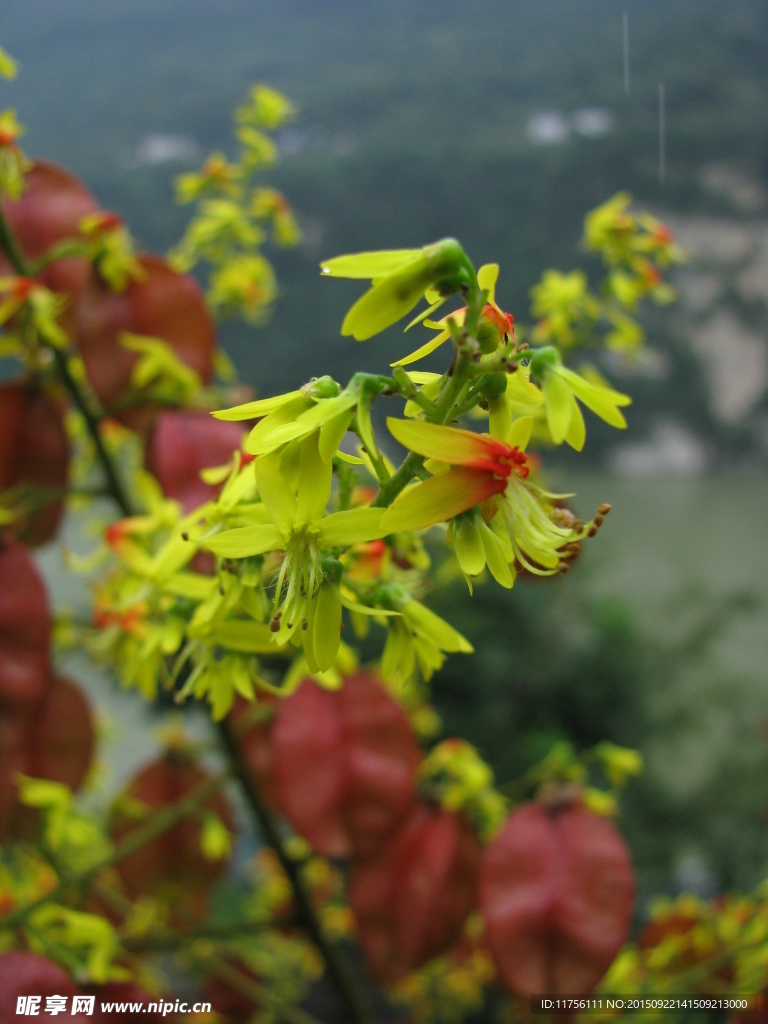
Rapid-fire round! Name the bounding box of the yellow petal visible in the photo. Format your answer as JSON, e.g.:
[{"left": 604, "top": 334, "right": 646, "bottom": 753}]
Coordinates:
[
  {"left": 387, "top": 417, "right": 505, "bottom": 467},
  {"left": 391, "top": 329, "right": 450, "bottom": 367},
  {"left": 488, "top": 394, "right": 511, "bottom": 441},
  {"left": 480, "top": 523, "right": 515, "bottom": 588},
  {"left": 402, "top": 601, "right": 473, "bottom": 653},
  {"left": 320, "top": 249, "right": 422, "bottom": 279},
  {"left": 296, "top": 433, "right": 332, "bottom": 525},
  {"left": 310, "top": 584, "right": 342, "bottom": 671},
  {"left": 563, "top": 399, "right": 586, "bottom": 451},
  {"left": 454, "top": 516, "right": 486, "bottom": 576},
  {"left": 341, "top": 261, "right": 430, "bottom": 340},
  {"left": 254, "top": 456, "right": 297, "bottom": 534},
  {"left": 319, "top": 410, "right": 354, "bottom": 462},
  {"left": 318, "top": 507, "right": 385, "bottom": 547},
  {"left": 404, "top": 296, "right": 446, "bottom": 332},
  {"left": 477, "top": 263, "right": 499, "bottom": 306},
  {"left": 558, "top": 366, "right": 630, "bottom": 428},
  {"left": 542, "top": 373, "right": 577, "bottom": 445},
  {"left": 213, "top": 389, "right": 303, "bottom": 421},
  {"left": 246, "top": 395, "right": 312, "bottom": 455},
  {"left": 382, "top": 468, "right": 505, "bottom": 534},
  {"left": 506, "top": 415, "right": 534, "bottom": 451},
  {"left": 205, "top": 620, "right": 276, "bottom": 652},
  {"left": 204, "top": 523, "right": 283, "bottom": 558}
]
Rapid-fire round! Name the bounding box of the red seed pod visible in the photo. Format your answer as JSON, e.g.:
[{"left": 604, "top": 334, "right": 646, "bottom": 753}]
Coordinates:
[
  {"left": 348, "top": 801, "right": 482, "bottom": 985},
  {"left": 479, "top": 801, "right": 635, "bottom": 997},
  {"left": 0, "top": 161, "right": 99, "bottom": 299},
  {"left": 0, "top": 540, "right": 52, "bottom": 713},
  {"left": 228, "top": 694, "right": 280, "bottom": 808},
  {"left": 272, "top": 672, "right": 422, "bottom": 859},
  {"left": 0, "top": 380, "right": 70, "bottom": 546},
  {"left": 29, "top": 674, "right": 95, "bottom": 791},
  {"left": 110, "top": 751, "right": 234, "bottom": 897},
  {"left": 0, "top": 675, "right": 94, "bottom": 840},
  {"left": 0, "top": 953, "right": 80, "bottom": 1020},
  {"left": 145, "top": 410, "right": 247, "bottom": 513},
  {"left": 74, "top": 255, "right": 215, "bottom": 419},
  {"left": 0, "top": 713, "right": 30, "bottom": 837}
]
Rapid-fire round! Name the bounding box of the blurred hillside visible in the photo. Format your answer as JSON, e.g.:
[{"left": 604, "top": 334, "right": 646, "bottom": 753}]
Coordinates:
[{"left": 1, "top": 0, "right": 767, "bottom": 468}]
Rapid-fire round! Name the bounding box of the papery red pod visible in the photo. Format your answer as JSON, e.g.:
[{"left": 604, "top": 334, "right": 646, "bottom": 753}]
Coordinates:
[
  {"left": 0, "top": 161, "right": 99, "bottom": 299},
  {"left": 145, "top": 410, "right": 247, "bottom": 513},
  {"left": 110, "top": 751, "right": 234, "bottom": 897},
  {"left": 0, "top": 675, "right": 94, "bottom": 840},
  {"left": 0, "top": 713, "right": 29, "bottom": 837},
  {"left": 349, "top": 801, "right": 481, "bottom": 984},
  {"left": 0, "top": 380, "right": 70, "bottom": 546},
  {"left": 28, "top": 674, "right": 95, "bottom": 790},
  {"left": 74, "top": 255, "right": 215, "bottom": 420},
  {"left": 272, "top": 672, "right": 422, "bottom": 859},
  {"left": 228, "top": 694, "right": 279, "bottom": 808},
  {"left": 0, "top": 540, "right": 52, "bottom": 713},
  {"left": 0, "top": 953, "right": 80, "bottom": 1019},
  {"left": 479, "top": 801, "right": 635, "bottom": 997}
]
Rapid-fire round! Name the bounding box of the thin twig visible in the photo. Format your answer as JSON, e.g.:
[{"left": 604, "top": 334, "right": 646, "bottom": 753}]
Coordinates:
[
  {"left": 218, "top": 719, "right": 373, "bottom": 1024},
  {"left": 0, "top": 208, "right": 134, "bottom": 516}
]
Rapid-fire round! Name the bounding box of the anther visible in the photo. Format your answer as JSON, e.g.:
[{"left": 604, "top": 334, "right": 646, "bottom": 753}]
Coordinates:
[
  {"left": 597, "top": 503, "right": 612, "bottom": 516},
  {"left": 301, "top": 618, "right": 308, "bottom": 631},
  {"left": 269, "top": 616, "right": 281, "bottom": 632},
  {"left": 587, "top": 525, "right": 599, "bottom": 538},
  {"left": 557, "top": 560, "right": 570, "bottom": 574},
  {"left": 594, "top": 514, "right": 604, "bottom": 528},
  {"left": 181, "top": 532, "right": 189, "bottom": 541}
]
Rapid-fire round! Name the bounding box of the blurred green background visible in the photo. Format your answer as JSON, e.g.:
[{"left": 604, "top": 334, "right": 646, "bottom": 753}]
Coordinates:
[{"left": 2, "top": 0, "right": 767, "bottom": 910}]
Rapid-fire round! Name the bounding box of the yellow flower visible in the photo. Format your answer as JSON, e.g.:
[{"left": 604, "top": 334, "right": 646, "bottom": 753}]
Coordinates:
[
  {"left": 320, "top": 238, "right": 476, "bottom": 341},
  {"left": 381, "top": 416, "right": 581, "bottom": 579},
  {"left": 392, "top": 263, "right": 514, "bottom": 367},
  {"left": 528, "top": 346, "right": 631, "bottom": 450},
  {"left": 203, "top": 433, "right": 385, "bottom": 670}
]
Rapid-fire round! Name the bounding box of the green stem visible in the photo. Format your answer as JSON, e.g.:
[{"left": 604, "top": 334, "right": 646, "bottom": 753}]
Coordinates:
[
  {"left": 30, "top": 239, "right": 90, "bottom": 272},
  {"left": 0, "top": 208, "right": 134, "bottom": 517},
  {"left": 0, "top": 771, "right": 229, "bottom": 932},
  {"left": 217, "top": 719, "right": 373, "bottom": 1024},
  {"left": 372, "top": 351, "right": 473, "bottom": 509}
]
